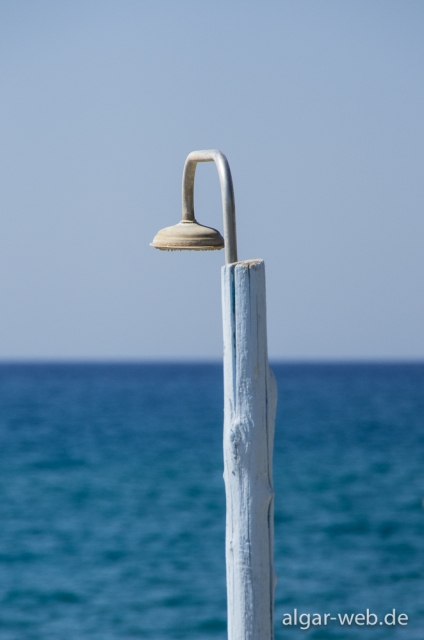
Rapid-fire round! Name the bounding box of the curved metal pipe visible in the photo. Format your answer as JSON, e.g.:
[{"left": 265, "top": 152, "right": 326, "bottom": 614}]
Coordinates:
[{"left": 182, "top": 149, "right": 238, "bottom": 264}]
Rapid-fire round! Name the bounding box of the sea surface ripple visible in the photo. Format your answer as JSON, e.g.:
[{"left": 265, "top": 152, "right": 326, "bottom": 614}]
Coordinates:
[{"left": 0, "top": 363, "right": 422, "bottom": 639}]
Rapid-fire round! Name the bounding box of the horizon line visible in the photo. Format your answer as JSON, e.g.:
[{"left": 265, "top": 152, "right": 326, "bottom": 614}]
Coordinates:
[{"left": 0, "top": 357, "right": 423, "bottom": 365}]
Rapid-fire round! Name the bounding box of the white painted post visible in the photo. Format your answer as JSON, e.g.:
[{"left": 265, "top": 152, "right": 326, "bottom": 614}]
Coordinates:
[{"left": 222, "top": 259, "right": 278, "bottom": 640}]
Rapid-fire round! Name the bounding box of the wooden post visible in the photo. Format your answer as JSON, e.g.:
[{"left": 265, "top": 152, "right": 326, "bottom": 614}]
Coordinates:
[{"left": 222, "top": 259, "right": 278, "bottom": 640}]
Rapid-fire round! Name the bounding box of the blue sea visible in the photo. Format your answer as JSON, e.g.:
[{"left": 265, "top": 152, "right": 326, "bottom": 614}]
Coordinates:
[{"left": 0, "top": 363, "right": 423, "bottom": 639}]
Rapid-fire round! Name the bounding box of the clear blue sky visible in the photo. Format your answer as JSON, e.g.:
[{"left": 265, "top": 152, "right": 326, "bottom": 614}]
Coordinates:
[{"left": 0, "top": 1, "right": 423, "bottom": 360}]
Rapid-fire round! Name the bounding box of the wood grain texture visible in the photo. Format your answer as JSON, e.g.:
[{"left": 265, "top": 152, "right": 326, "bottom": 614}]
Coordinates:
[{"left": 222, "top": 259, "right": 278, "bottom": 640}]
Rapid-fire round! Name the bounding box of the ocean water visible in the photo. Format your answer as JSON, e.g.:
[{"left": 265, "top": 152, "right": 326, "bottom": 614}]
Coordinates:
[{"left": 0, "top": 363, "right": 423, "bottom": 639}]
